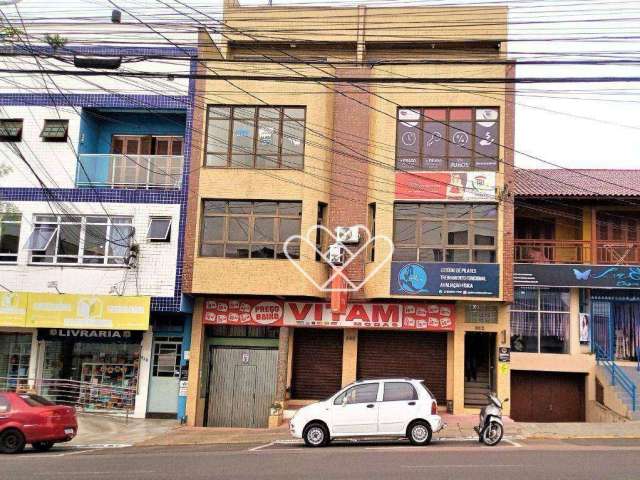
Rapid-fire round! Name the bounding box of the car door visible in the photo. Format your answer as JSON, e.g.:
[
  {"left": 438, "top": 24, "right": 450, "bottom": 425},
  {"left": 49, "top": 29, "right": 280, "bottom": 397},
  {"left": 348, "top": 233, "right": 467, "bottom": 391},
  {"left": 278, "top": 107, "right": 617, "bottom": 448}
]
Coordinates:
[
  {"left": 330, "top": 383, "right": 380, "bottom": 436},
  {"left": 0, "top": 394, "right": 11, "bottom": 429},
  {"left": 378, "top": 382, "right": 421, "bottom": 435}
]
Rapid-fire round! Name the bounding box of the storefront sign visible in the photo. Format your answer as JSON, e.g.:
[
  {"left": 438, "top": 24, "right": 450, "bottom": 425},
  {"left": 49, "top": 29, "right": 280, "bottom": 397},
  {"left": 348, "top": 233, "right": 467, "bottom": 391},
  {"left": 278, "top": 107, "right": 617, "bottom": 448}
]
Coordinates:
[
  {"left": 395, "top": 171, "right": 496, "bottom": 201},
  {"left": 37, "top": 329, "right": 143, "bottom": 344},
  {"left": 203, "top": 299, "right": 455, "bottom": 332},
  {"left": 0, "top": 292, "right": 28, "bottom": 327},
  {"left": 390, "top": 262, "right": 500, "bottom": 297},
  {"left": 25, "top": 293, "right": 150, "bottom": 330},
  {"left": 515, "top": 264, "right": 640, "bottom": 289}
]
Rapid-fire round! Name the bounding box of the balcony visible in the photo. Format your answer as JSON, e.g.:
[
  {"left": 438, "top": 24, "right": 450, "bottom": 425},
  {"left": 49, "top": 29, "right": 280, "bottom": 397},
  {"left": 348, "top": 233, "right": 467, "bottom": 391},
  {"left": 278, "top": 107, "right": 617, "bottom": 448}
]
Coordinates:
[
  {"left": 515, "top": 239, "right": 640, "bottom": 265},
  {"left": 76, "top": 154, "right": 184, "bottom": 189}
]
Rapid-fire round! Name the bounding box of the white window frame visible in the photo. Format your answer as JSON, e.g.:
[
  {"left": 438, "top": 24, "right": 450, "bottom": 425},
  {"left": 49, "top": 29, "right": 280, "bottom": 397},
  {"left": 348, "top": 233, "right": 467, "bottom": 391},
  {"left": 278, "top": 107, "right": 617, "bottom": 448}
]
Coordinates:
[
  {"left": 147, "top": 217, "right": 172, "bottom": 242},
  {"left": 28, "top": 214, "right": 134, "bottom": 266},
  {"left": 0, "top": 214, "right": 22, "bottom": 263}
]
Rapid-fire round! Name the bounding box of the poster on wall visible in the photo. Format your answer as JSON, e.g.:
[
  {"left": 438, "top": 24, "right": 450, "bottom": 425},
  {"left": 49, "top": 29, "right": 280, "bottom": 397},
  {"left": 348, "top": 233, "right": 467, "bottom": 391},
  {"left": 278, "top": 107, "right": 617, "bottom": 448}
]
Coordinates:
[
  {"left": 395, "top": 171, "right": 496, "bottom": 201},
  {"left": 390, "top": 262, "right": 500, "bottom": 297},
  {"left": 203, "top": 299, "right": 456, "bottom": 332},
  {"left": 579, "top": 313, "right": 590, "bottom": 344}
]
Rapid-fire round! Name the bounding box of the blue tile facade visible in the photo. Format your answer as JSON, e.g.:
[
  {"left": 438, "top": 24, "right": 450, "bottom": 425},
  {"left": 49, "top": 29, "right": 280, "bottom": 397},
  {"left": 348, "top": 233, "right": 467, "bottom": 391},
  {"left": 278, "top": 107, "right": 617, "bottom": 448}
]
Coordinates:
[{"left": 0, "top": 47, "right": 197, "bottom": 313}]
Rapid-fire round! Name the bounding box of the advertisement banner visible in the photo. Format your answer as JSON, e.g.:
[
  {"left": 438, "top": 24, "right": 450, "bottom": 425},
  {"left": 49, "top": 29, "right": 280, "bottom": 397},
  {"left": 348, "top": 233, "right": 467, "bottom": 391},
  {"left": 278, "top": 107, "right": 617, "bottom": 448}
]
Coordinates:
[
  {"left": 390, "top": 262, "right": 500, "bottom": 297},
  {"left": 395, "top": 171, "right": 496, "bottom": 201},
  {"left": 0, "top": 292, "right": 28, "bottom": 327},
  {"left": 37, "top": 329, "right": 144, "bottom": 344},
  {"left": 514, "top": 264, "right": 640, "bottom": 289},
  {"left": 25, "top": 293, "right": 150, "bottom": 330},
  {"left": 203, "top": 299, "right": 455, "bottom": 332}
]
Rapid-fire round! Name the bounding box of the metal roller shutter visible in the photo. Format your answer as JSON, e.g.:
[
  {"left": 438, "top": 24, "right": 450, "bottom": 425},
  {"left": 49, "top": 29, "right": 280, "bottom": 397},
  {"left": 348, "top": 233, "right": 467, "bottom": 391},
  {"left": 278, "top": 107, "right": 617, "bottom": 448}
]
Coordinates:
[
  {"left": 511, "top": 371, "right": 585, "bottom": 422},
  {"left": 291, "top": 328, "right": 344, "bottom": 399},
  {"left": 357, "top": 330, "right": 448, "bottom": 403}
]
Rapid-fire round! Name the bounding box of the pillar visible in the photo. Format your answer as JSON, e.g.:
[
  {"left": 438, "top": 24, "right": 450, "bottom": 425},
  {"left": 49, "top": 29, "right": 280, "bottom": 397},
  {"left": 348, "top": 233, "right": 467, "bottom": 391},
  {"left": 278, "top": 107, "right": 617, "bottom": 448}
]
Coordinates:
[
  {"left": 341, "top": 329, "right": 358, "bottom": 386},
  {"left": 185, "top": 298, "right": 205, "bottom": 426},
  {"left": 275, "top": 327, "right": 290, "bottom": 402}
]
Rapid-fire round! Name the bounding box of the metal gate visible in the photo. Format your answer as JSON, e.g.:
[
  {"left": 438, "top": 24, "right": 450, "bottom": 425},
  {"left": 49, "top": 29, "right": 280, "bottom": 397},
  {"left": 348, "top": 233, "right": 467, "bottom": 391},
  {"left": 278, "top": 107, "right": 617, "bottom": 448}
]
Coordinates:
[
  {"left": 147, "top": 337, "right": 182, "bottom": 415},
  {"left": 207, "top": 347, "right": 278, "bottom": 428},
  {"left": 592, "top": 300, "right": 612, "bottom": 358}
]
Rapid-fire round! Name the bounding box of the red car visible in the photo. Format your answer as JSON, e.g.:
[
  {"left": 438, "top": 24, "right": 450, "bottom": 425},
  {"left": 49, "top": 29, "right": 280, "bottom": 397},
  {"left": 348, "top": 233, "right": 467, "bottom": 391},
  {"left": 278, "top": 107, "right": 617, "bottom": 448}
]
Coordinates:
[{"left": 0, "top": 392, "right": 77, "bottom": 453}]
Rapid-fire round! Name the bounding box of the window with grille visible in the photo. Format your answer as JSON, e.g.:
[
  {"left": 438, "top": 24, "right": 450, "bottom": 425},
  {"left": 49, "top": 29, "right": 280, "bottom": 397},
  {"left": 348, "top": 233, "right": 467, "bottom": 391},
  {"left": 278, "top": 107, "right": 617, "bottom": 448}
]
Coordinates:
[
  {"left": 0, "top": 119, "right": 23, "bottom": 142},
  {"left": 40, "top": 119, "right": 69, "bottom": 142},
  {"left": 466, "top": 304, "right": 498, "bottom": 324},
  {"left": 392, "top": 203, "right": 498, "bottom": 263},
  {"left": 204, "top": 106, "right": 305, "bottom": 169},
  {"left": 396, "top": 107, "right": 499, "bottom": 171},
  {"left": 200, "top": 200, "right": 302, "bottom": 259}
]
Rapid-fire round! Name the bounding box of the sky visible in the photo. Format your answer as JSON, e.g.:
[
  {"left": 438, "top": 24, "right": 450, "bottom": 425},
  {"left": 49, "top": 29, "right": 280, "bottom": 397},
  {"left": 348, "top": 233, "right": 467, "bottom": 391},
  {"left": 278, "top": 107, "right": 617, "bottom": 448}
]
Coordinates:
[{"left": 3, "top": 0, "right": 640, "bottom": 170}]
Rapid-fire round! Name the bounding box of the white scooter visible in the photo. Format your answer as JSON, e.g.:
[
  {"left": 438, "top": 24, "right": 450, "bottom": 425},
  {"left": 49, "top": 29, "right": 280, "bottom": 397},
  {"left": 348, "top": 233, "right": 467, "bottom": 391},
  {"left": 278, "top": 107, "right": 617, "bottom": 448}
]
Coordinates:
[{"left": 474, "top": 393, "right": 507, "bottom": 446}]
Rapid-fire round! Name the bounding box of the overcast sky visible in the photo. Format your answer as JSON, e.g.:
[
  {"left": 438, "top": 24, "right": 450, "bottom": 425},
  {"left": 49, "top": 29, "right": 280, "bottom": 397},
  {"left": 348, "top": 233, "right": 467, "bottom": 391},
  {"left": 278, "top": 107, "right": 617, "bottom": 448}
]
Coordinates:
[{"left": 4, "top": 0, "right": 640, "bottom": 170}]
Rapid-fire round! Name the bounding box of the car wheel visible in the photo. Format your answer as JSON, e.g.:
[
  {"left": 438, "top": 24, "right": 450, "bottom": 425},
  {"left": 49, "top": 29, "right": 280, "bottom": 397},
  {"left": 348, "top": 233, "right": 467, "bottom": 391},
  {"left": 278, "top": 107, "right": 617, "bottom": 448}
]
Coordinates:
[
  {"left": 0, "top": 429, "right": 26, "bottom": 454},
  {"left": 408, "top": 420, "right": 433, "bottom": 446},
  {"left": 303, "top": 422, "right": 329, "bottom": 447},
  {"left": 32, "top": 441, "right": 54, "bottom": 452}
]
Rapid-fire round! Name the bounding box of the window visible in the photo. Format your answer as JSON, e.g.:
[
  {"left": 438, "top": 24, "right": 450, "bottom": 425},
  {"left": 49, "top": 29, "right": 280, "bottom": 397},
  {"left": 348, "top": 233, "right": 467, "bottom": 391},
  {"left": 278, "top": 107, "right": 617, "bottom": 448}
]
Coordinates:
[
  {"left": 40, "top": 119, "right": 69, "bottom": 142},
  {"left": 367, "top": 203, "right": 377, "bottom": 262},
  {"left": 151, "top": 338, "right": 182, "bottom": 377},
  {"left": 18, "top": 394, "right": 55, "bottom": 407},
  {"left": 383, "top": 382, "right": 418, "bottom": 402},
  {"left": 334, "top": 383, "right": 379, "bottom": 405},
  {"left": 511, "top": 288, "right": 570, "bottom": 354},
  {"left": 392, "top": 203, "right": 497, "bottom": 263},
  {"left": 396, "top": 107, "right": 499, "bottom": 171},
  {"left": 205, "top": 106, "right": 305, "bottom": 169},
  {"left": 315, "top": 202, "right": 327, "bottom": 261},
  {"left": 26, "top": 215, "right": 133, "bottom": 265},
  {"left": 466, "top": 304, "right": 499, "bottom": 324},
  {"left": 0, "top": 214, "right": 21, "bottom": 263},
  {"left": 0, "top": 395, "right": 10, "bottom": 413},
  {"left": 147, "top": 217, "right": 172, "bottom": 242},
  {"left": 200, "top": 200, "right": 302, "bottom": 259},
  {"left": 0, "top": 119, "right": 23, "bottom": 142}
]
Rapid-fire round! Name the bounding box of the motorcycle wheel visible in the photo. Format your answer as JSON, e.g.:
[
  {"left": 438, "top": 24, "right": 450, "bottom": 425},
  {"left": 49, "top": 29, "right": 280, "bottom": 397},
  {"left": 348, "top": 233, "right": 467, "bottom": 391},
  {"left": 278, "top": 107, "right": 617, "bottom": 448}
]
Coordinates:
[{"left": 482, "top": 422, "right": 503, "bottom": 446}]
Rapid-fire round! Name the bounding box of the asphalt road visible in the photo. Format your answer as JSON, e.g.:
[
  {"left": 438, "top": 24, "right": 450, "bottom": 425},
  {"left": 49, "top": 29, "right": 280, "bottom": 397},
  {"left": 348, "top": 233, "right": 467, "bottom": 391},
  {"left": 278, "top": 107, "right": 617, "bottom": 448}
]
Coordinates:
[{"left": 2, "top": 438, "right": 640, "bottom": 480}]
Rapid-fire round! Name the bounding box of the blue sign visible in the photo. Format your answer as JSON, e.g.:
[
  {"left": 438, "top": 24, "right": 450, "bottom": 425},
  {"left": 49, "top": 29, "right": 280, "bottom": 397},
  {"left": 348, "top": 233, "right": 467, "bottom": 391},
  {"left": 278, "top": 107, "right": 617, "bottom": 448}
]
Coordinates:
[
  {"left": 515, "top": 264, "right": 640, "bottom": 289},
  {"left": 391, "top": 262, "right": 500, "bottom": 297}
]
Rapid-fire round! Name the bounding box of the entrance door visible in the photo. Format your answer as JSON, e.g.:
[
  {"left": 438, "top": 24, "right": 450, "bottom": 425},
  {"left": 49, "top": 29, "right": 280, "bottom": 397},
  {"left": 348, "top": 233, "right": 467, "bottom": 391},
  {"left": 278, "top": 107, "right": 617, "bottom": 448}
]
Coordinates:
[
  {"left": 464, "top": 333, "right": 495, "bottom": 407},
  {"left": 207, "top": 347, "right": 278, "bottom": 428},
  {"left": 147, "top": 337, "right": 182, "bottom": 416}
]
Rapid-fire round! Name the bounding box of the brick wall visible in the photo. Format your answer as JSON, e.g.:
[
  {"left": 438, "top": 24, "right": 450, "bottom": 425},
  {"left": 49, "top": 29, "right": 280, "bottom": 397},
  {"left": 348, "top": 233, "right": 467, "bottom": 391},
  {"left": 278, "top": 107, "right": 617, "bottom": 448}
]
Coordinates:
[
  {"left": 328, "top": 68, "right": 370, "bottom": 300},
  {"left": 502, "top": 63, "right": 516, "bottom": 303}
]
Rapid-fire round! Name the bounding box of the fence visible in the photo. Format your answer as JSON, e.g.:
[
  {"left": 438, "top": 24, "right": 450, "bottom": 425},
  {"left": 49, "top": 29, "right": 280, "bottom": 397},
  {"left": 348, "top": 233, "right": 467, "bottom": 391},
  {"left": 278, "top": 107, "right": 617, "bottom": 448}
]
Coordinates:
[{"left": 0, "top": 376, "right": 135, "bottom": 417}]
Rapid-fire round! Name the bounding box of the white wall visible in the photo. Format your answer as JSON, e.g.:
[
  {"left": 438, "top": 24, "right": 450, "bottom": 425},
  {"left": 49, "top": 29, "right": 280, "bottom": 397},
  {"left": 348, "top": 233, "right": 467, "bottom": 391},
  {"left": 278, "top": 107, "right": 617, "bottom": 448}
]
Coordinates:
[
  {"left": 0, "top": 106, "right": 81, "bottom": 189},
  {"left": 0, "top": 201, "right": 180, "bottom": 299}
]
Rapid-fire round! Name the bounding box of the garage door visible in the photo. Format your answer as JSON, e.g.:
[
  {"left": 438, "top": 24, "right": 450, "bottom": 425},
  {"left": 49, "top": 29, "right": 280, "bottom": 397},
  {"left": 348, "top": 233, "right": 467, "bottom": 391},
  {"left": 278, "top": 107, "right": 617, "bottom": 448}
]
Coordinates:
[
  {"left": 291, "top": 328, "right": 343, "bottom": 399},
  {"left": 357, "top": 331, "right": 447, "bottom": 403},
  {"left": 511, "top": 371, "right": 585, "bottom": 422}
]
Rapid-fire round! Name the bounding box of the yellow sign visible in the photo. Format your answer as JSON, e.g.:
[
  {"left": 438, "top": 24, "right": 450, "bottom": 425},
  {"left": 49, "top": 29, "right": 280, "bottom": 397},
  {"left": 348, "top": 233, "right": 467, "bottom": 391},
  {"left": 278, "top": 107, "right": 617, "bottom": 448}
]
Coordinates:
[
  {"left": 0, "top": 292, "right": 28, "bottom": 327},
  {"left": 24, "top": 293, "right": 150, "bottom": 330}
]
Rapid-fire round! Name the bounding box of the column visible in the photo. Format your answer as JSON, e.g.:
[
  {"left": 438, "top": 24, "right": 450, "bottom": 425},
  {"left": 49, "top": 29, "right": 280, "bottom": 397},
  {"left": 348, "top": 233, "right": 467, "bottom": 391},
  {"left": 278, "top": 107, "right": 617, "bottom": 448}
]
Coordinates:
[{"left": 341, "top": 329, "right": 358, "bottom": 387}]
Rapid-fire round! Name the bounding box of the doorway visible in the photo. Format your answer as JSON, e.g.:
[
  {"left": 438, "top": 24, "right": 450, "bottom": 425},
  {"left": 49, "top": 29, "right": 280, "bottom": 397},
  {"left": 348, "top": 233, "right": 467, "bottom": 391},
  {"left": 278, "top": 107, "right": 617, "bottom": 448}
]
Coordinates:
[
  {"left": 147, "top": 337, "right": 182, "bottom": 417},
  {"left": 464, "top": 332, "right": 495, "bottom": 407}
]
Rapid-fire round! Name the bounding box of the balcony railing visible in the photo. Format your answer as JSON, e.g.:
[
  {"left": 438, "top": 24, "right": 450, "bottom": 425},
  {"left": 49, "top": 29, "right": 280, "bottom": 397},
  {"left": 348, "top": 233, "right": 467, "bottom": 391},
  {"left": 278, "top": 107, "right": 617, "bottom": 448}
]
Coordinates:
[
  {"left": 515, "top": 239, "right": 640, "bottom": 265},
  {"left": 76, "top": 154, "right": 183, "bottom": 189}
]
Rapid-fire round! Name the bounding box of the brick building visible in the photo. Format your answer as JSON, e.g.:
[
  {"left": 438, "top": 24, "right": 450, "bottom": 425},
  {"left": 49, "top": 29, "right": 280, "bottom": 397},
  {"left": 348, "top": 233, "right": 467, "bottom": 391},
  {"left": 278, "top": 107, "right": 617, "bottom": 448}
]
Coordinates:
[{"left": 183, "top": 1, "right": 515, "bottom": 427}]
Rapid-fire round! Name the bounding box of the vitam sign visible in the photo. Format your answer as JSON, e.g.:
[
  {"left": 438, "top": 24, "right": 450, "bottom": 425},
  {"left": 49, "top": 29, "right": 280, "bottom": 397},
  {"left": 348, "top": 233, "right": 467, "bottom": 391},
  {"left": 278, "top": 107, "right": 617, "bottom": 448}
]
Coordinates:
[{"left": 203, "top": 299, "right": 455, "bottom": 332}]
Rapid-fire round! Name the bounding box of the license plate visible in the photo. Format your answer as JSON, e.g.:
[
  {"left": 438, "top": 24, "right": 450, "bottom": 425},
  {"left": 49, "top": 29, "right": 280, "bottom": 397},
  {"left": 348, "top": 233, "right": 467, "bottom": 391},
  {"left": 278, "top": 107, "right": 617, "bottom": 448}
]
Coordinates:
[{"left": 64, "top": 428, "right": 74, "bottom": 435}]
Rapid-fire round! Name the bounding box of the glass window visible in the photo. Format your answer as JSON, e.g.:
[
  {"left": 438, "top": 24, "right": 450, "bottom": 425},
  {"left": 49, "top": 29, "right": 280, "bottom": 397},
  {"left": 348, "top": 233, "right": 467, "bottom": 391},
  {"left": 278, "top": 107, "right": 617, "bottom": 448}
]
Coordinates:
[
  {"left": 27, "top": 215, "right": 132, "bottom": 265},
  {"left": 18, "top": 394, "right": 55, "bottom": 407},
  {"left": 0, "top": 214, "right": 21, "bottom": 263},
  {"left": 392, "top": 203, "right": 497, "bottom": 263},
  {"left": 334, "top": 383, "right": 379, "bottom": 405},
  {"left": 0, "top": 119, "right": 23, "bottom": 142},
  {"left": 0, "top": 395, "right": 9, "bottom": 413},
  {"left": 40, "top": 119, "right": 69, "bottom": 142},
  {"left": 147, "top": 217, "right": 172, "bottom": 242},
  {"left": 200, "top": 200, "right": 302, "bottom": 259},
  {"left": 204, "top": 106, "right": 305, "bottom": 169},
  {"left": 511, "top": 288, "right": 570, "bottom": 354},
  {"left": 383, "top": 382, "right": 418, "bottom": 402},
  {"left": 395, "top": 108, "right": 499, "bottom": 171}
]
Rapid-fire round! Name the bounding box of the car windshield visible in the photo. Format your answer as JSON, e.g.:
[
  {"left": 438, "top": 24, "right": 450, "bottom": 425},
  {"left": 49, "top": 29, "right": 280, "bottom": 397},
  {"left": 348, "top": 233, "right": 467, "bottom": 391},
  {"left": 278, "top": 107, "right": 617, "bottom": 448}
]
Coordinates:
[{"left": 19, "top": 394, "right": 55, "bottom": 407}]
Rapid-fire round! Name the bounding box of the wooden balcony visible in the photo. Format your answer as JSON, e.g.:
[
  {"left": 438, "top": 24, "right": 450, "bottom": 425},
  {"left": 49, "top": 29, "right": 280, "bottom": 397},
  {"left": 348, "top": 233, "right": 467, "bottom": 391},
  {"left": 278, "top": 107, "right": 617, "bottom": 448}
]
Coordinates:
[{"left": 515, "top": 239, "right": 640, "bottom": 265}]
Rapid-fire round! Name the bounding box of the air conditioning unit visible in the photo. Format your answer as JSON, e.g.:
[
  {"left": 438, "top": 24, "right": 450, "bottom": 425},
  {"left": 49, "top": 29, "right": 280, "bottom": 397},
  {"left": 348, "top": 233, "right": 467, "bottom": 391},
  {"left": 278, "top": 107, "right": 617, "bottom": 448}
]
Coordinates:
[
  {"left": 335, "top": 226, "right": 360, "bottom": 244},
  {"left": 328, "top": 243, "right": 345, "bottom": 265}
]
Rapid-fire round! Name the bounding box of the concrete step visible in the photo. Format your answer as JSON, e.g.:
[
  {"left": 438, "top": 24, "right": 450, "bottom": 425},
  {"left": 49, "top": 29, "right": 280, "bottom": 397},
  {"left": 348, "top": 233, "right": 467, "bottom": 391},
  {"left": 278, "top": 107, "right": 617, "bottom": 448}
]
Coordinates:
[{"left": 465, "top": 382, "right": 491, "bottom": 389}]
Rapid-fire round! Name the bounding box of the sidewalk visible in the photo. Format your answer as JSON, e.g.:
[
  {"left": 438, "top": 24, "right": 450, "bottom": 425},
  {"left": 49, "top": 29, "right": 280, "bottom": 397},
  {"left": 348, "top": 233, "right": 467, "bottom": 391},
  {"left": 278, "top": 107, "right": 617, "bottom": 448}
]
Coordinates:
[{"left": 69, "top": 413, "right": 179, "bottom": 446}]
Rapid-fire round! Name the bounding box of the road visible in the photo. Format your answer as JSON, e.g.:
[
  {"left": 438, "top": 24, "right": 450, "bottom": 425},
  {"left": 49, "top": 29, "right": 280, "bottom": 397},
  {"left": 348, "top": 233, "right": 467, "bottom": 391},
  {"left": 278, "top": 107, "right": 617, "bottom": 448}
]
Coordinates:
[{"left": 2, "top": 438, "right": 640, "bottom": 479}]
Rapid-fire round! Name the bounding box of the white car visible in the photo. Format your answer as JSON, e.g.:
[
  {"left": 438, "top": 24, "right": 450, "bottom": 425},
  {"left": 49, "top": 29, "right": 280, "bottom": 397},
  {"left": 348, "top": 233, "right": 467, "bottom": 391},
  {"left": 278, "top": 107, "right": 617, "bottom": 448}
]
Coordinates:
[{"left": 289, "top": 378, "right": 445, "bottom": 447}]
